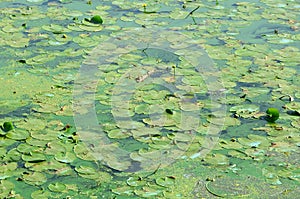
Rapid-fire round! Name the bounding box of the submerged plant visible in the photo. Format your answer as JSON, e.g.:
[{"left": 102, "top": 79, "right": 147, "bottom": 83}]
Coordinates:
[{"left": 265, "top": 108, "right": 279, "bottom": 122}]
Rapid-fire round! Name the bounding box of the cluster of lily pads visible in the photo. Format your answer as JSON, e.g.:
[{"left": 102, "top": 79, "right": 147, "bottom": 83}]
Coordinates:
[{"left": 0, "top": 0, "right": 299, "bottom": 198}]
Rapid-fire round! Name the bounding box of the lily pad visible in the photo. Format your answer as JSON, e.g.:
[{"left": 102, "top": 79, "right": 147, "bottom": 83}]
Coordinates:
[
  {"left": 22, "top": 171, "right": 47, "bottom": 186},
  {"left": 156, "top": 176, "right": 175, "bottom": 187},
  {"left": 48, "top": 182, "right": 67, "bottom": 193},
  {"left": 54, "top": 152, "right": 76, "bottom": 163},
  {"left": 6, "top": 129, "right": 29, "bottom": 140},
  {"left": 22, "top": 152, "right": 46, "bottom": 162}
]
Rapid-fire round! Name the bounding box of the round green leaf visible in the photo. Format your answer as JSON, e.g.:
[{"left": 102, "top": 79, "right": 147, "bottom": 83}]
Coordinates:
[{"left": 48, "top": 182, "right": 66, "bottom": 192}]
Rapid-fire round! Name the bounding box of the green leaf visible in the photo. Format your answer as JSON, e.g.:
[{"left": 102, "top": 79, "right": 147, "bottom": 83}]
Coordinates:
[
  {"left": 2, "top": 122, "right": 13, "bottom": 132},
  {"left": 48, "top": 182, "right": 67, "bottom": 192},
  {"left": 90, "top": 15, "right": 103, "bottom": 24},
  {"left": 265, "top": 108, "right": 279, "bottom": 122}
]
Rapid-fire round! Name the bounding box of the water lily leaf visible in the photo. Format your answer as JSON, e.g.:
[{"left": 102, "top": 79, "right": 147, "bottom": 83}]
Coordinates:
[
  {"left": 167, "top": 132, "right": 193, "bottom": 142},
  {"left": 238, "top": 134, "right": 269, "bottom": 149},
  {"left": 4, "top": 148, "right": 21, "bottom": 162},
  {"left": 269, "top": 141, "right": 298, "bottom": 153},
  {"left": 179, "top": 101, "right": 203, "bottom": 111},
  {"left": 22, "top": 152, "right": 46, "bottom": 162},
  {"left": 244, "top": 148, "right": 265, "bottom": 161},
  {"left": 25, "top": 159, "right": 66, "bottom": 172},
  {"left": 170, "top": 8, "right": 189, "bottom": 19},
  {"left": 0, "top": 180, "right": 14, "bottom": 198},
  {"left": 176, "top": 114, "right": 200, "bottom": 131},
  {"left": 26, "top": 54, "right": 56, "bottom": 65},
  {"left": 22, "top": 171, "right": 47, "bottom": 185},
  {"left": 2, "top": 24, "right": 24, "bottom": 33},
  {"left": 227, "top": 150, "right": 248, "bottom": 159},
  {"left": 0, "top": 162, "right": 17, "bottom": 178},
  {"left": 44, "top": 141, "right": 66, "bottom": 155},
  {"left": 203, "top": 153, "right": 229, "bottom": 166},
  {"left": 25, "top": 137, "right": 48, "bottom": 147},
  {"left": 95, "top": 171, "right": 112, "bottom": 183},
  {"left": 126, "top": 176, "right": 146, "bottom": 187},
  {"left": 134, "top": 186, "right": 163, "bottom": 197},
  {"left": 55, "top": 152, "right": 76, "bottom": 163},
  {"left": 16, "top": 118, "right": 47, "bottom": 131},
  {"left": 73, "top": 34, "right": 99, "bottom": 47},
  {"left": 134, "top": 104, "right": 150, "bottom": 114},
  {"left": 131, "top": 126, "right": 161, "bottom": 139},
  {"left": 291, "top": 120, "right": 300, "bottom": 129},
  {"left": 6, "top": 34, "right": 30, "bottom": 48},
  {"left": 116, "top": 120, "right": 145, "bottom": 130},
  {"left": 149, "top": 141, "right": 172, "bottom": 151},
  {"left": 48, "top": 182, "right": 67, "bottom": 193},
  {"left": 6, "top": 129, "right": 29, "bottom": 140},
  {"left": 31, "top": 129, "right": 59, "bottom": 141},
  {"left": 156, "top": 176, "right": 175, "bottom": 187},
  {"left": 42, "top": 24, "right": 70, "bottom": 34},
  {"left": 75, "top": 165, "right": 111, "bottom": 181},
  {"left": 107, "top": 128, "right": 131, "bottom": 139},
  {"left": 73, "top": 143, "right": 95, "bottom": 161},
  {"left": 111, "top": 186, "right": 134, "bottom": 196},
  {"left": 31, "top": 189, "right": 52, "bottom": 199},
  {"left": 17, "top": 143, "right": 39, "bottom": 154},
  {"left": 111, "top": 107, "right": 135, "bottom": 118},
  {"left": 75, "top": 165, "right": 96, "bottom": 175},
  {"left": 284, "top": 102, "right": 300, "bottom": 114},
  {"left": 205, "top": 177, "right": 252, "bottom": 198},
  {"left": 131, "top": 148, "right": 183, "bottom": 171},
  {"left": 230, "top": 104, "right": 260, "bottom": 118},
  {"left": 219, "top": 139, "right": 244, "bottom": 150}
]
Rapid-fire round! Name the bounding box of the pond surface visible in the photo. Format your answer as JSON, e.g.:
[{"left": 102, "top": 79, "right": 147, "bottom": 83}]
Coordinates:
[{"left": 0, "top": 0, "right": 299, "bottom": 198}]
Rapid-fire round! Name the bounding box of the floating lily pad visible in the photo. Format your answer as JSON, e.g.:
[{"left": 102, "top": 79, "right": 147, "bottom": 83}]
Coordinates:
[
  {"left": 42, "top": 24, "right": 70, "bottom": 34},
  {"left": 230, "top": 104, "right": 260, "bottom": 118},
  {"left": 4, "top": 148, "right": 21, "bottom": 162},
  {"left": 111, "top": 186, "right": 134, "bottom": 196},
  {"left": 31, "top": 189, "right": 52, "bottom": 199},
  {"left": 55, "top": 152, "right": 76, "bottom": 163},
  {"left": 126, "top": 176, "right": 146, "bottom": 187},
  {"left": 156, "top": 176, "right": 175, "bottom": 187},
  {"left": 73, "top": 143, "right": 95, "bottom": 161},
  {"left": 22, "top": 171, "right": 47, "bottom": 186},
  {"left": 6, "top": 129, "right": 29, "bottom": 140},
  {"left": 134, "top": 186, "right": 163, "bottom": 197},
  {"left": 238, "top": 134, "right": 269, "bottom": 149},
  {"left": 203, "top": 153, "right": 229, "bottom": 166},
  {"left": 48, "top": 182, "right": 67, "bottom": 193},
  {"left": 0, "top": 180, "right": 15, "bottom": 198},
  {"left": 22, "top": 152, "right": 46, "bottom": 162}
]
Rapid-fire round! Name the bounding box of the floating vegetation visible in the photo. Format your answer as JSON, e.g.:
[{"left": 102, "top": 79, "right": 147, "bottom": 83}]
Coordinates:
[
  {"left": 265, "top": 107, "right": 280, "bottom": 122},
  {"left": 89, "top": 15, "right": 103, "bottom": 24},
  {"left": 1, "top": 121, "right": 14, "bottom": 132},
  {"left": 0, "top": 0, "right": 299, "bottom": 198}
]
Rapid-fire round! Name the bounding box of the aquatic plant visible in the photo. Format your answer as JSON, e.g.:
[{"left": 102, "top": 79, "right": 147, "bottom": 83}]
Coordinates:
[
  {"left": 1, "top": 121, "right": 14, "bottom": 132},
  {"left": 90, "top": 15, "right": 103, "bottom": 24},
  {"left": 265, "top": 108, "right": 279, "bottom": 122}
]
